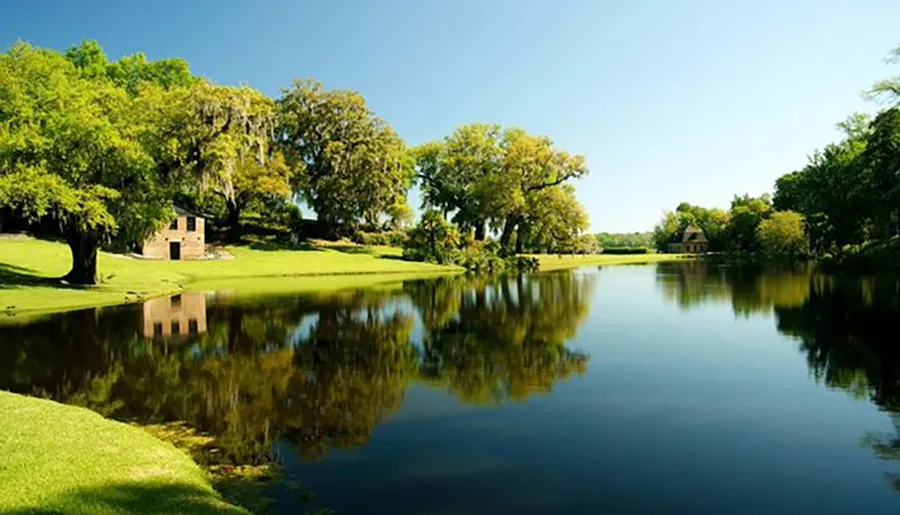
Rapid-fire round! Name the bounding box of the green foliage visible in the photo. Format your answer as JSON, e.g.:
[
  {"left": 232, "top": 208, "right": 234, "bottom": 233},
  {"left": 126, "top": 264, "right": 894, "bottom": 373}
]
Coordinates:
[
  {"left": 413, "top": 124, "right": 589, "bottom": 252},
  {"left": 727, "top": 194, "right": 773, "bottom": 252},
  {"left": 652, "top": 203, "right": 731, "bottom": 252},
  {"left": 0, "top": 41, "right": 180, "bottom": 283},
  {"left": 65, "top": 40, "right": 196, "bottom": 93},
  {"left": 756, "top": 211, "right": 809, "bottom": 259},
  {"left": 866, "top": 44, "right": 900, "bottom": 105},
  {"left": 277, "top": 79, "right": 413, "bottom": 238},
  {"left": 595, "top": 232, "right": 652, "bottom": 249},
  {"left": 402, "top": 210, "right": 461, "bottom": 265}
]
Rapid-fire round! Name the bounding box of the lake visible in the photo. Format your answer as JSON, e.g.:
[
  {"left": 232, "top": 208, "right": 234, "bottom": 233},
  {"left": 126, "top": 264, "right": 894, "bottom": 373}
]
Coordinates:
[{"left": 2, "top": 263, "right": 899, "bottom": 514}]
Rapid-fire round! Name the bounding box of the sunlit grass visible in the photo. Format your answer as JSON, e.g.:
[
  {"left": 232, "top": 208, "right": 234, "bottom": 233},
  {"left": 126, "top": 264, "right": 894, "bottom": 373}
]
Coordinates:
[
  {"left": 0, "top": 391, "right": 247, "bottom": 515},
  {"left": 0, "top": 237, "right": 457, "bottom": 317},
  {"left": 531, "top": 253, "right": 694, "bottom": 271}
]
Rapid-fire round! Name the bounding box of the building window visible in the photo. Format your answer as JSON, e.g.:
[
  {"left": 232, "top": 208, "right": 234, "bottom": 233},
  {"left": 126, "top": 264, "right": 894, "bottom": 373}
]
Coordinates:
[
  {"left": 171, "top": 294, "right": 182, "bottom": 309},
  {"left": 186, "top": 216, "right": 196, "bottom": 232},
  {"left": 169, "top": 218, "right": 178, "bottom": 230},
  {"left": 171, "top": 321, "right": 180, "bottom": 335},
  {"left": 153, "top": 322, "right": 163, "bottom": 336},
  {"left": 188, "top": 319, "right": 198, "bottom": 335}
]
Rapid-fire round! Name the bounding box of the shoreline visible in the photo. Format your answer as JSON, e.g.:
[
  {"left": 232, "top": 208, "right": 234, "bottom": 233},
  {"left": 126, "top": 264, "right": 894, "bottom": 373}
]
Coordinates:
[{"left": 1, "top": 237, "right": 694, "bottom": 321}]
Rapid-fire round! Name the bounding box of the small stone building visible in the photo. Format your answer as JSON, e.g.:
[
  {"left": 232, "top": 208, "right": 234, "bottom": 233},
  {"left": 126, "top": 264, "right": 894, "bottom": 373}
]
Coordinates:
[
  {"left": 142, "top": 206, "right": 205, "bottom": 260},
  {"left": 142, "top": 292, "right": 208, "bottom": 339},
  {"left": 668, "top": 226, "right": 709, "bottom": 253}
]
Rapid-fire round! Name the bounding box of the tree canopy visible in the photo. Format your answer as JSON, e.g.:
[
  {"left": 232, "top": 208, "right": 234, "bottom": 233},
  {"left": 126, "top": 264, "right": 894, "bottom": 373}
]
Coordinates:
[{"left": 277, "top": 79, "right": 413, "bottom": 238}]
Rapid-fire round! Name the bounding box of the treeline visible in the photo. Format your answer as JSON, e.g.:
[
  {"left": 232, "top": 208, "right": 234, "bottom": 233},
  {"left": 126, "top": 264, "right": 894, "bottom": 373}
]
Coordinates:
[
  {"left": 654, "top": 43, "right": 900, "bottom": 262},
  {"left": 0, "top": 41, "right": 592, "bottom": 283}
]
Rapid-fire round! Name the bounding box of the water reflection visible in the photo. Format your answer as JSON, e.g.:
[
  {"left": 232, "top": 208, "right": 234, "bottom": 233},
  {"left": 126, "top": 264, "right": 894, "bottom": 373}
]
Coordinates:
[
  {"left": 0, "top": 272, "right": 596, "bottom": 464},
  {"left": 142, "top": 292, "right": 208, "bottom": 339},
  {"left": 657, "top": 262, "right": 900, "bottom": 494}
]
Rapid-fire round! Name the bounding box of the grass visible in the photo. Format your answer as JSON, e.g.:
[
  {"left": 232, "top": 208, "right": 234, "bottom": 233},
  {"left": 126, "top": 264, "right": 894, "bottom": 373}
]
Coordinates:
[
  {"left": 530, "top": 252, "right": 694, "bottom": 271},
  {"left": 0, "top": 391, "right": 248, "bottom": 515},
  {"left": 0, "top": 237, "right": 457, "bottom": 318},
  {"left": 0, "top": 237, "right": 694, "bottom": 319}
]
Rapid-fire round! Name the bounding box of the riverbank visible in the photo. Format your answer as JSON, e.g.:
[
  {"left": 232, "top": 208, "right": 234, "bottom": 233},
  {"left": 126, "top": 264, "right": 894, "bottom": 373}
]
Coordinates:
[
  {"left": 0, "top": 391, "right": 248, "bottom": 515},
  {"left": 0, "top": 238, "right": 693, "bottom": 318},
  {"left": 532, "top": 252, "right": 693, "bottom": 271},
  {"left": 0, "top": 237, "right": 457, "bottom": 318}
]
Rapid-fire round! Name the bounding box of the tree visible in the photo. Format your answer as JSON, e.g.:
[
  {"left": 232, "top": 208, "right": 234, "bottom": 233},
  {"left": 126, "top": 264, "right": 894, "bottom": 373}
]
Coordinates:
[
  {"left": 168, "top": 83, "right": 282, "bottom": 242},
  {"left": 595, "top": 232, "right": 653, "bottom": 249},
  {"left": 727, "top": 194, "right": 773, "bottom": 252},
  {"left": 866, "top": 43, "right": 900, "bottom": 105},
  {"left": 0, "top": 43, "right": 178, "bottom": 284},
  {"left": 493, "top": 128, "right": 589, "bottom": 251},
  {"left": 862, "top": 108, "right": 900, "bottom": 237},
  {"left": 277, "top": 79, "right": 413, "bottom": 238},
  {"left": 652, "top": 203, "right": 730, "bottom": 252},
  {"left": 772, "top": 114, "right": 874, "bottom": 255},
  {"left": 413, "top": 125, "right": 588, "bottom": 250},
  {"left": 756, "top": 211, "right": 809, "bottom": 259},
  {"left": 65, "top": 40, "right": 196, "bottom": 93},
  {"left": 414, "top": 124, "right": 503, "bottom": 239},
  {"left": 518, "top": 185, "right": 589, "bottom": 253}
]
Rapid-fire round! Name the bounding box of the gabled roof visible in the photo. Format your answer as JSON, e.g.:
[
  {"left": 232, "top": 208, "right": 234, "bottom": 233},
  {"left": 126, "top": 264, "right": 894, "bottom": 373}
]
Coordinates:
[
  {"left": 669, "top": 225, "right": 708, "bottom": 244},
  {"left": 173, "top": 205, "right": 200, "bottom": 218}
]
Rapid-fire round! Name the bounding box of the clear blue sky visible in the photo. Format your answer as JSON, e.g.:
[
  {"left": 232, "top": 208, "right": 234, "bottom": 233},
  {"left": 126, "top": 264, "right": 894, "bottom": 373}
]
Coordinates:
[{"left": 3, "top": 0, "right": 899, "bottom": 232}]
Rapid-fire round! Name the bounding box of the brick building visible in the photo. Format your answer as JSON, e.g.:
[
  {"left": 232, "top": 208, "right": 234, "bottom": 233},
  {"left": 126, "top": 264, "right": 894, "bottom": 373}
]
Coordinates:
[{"left": 142, "top": 205, "right": 205, "bottom": 260}]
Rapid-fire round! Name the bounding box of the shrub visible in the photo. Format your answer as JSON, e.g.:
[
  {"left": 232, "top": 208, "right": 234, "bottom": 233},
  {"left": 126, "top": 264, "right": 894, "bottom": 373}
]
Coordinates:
[
  {"left": 402, "top": 210, "right": 461, "bottom": 264},
  {"left": 403, "top": 212, "right": 542, "bottom": 273},
  {"left": 601, "top": 247, "right": 650, "bottom": 255}
]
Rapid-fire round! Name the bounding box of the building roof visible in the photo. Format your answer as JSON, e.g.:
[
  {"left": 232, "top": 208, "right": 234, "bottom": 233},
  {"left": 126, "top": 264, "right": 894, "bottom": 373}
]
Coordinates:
[
  {"left": 669, "top": 226, "right": 708, "bottom": 244},
  {"left": 173, "top": 205, "right": 201, "bottom": 218}
]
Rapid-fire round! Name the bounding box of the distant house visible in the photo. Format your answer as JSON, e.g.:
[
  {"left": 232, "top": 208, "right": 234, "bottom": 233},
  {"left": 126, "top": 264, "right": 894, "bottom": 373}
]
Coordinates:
[
  {"left": 142, "top": 205, "right": 205, "bottom": 260},
  {"left": 668, "top": 226, "right": 708, "bottom": 253}
]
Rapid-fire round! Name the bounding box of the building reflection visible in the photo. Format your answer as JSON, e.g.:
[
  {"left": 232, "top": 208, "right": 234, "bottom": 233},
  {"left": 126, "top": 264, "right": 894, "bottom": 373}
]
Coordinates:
[{"left": 141, "top": 292, "right": 208, "bottom": 339}]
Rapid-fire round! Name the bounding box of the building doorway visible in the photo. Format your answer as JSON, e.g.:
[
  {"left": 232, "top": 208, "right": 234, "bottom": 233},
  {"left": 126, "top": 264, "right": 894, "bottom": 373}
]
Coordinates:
[{"left": 169, "top": 241, "right": 181, "bottom": 260}]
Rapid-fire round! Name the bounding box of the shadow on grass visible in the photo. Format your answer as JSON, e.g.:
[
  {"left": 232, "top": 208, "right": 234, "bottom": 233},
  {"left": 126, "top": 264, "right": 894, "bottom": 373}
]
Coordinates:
[
  {"left": 2, "top": 482, "right": 248, "bottom": 515},
  {"left": 0, "top": 262, "right": 51, "bottom": 289},
  {"left": 243, "top": 238, "right": 317, "bottom": 252},
  {"left": 324, "top": 245, "right": 376, "bottom": 255}
]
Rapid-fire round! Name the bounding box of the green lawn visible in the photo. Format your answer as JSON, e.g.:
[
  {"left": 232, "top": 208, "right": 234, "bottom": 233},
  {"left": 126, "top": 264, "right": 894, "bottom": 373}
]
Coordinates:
[
  {"left": 0, "top": 391, "right": 247, "bottom": 515},
  {"left": 531, "top": 252, "right": 693, "bottom": 271},
  {"left": 0, "top": 237, "right": 457, "bottom": 317}
]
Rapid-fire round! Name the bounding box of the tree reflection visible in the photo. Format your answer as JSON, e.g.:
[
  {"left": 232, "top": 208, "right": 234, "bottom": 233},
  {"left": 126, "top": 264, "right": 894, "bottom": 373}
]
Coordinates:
[
  {"left": 0, "top": 273, "right": 594, "bottom": 463},
  {"left": 655, "top": 262, "right": 900, "bottom": 494},
  {"left": 655, "top": 261, "right": 811, "bottom": 316},
  {"left": 409, "top": 273, "right": 594, "bottom": 404}
]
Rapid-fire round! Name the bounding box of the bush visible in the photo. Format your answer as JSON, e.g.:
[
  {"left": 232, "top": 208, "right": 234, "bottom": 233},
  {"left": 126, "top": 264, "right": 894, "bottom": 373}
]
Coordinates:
[
  {"left": 403, "top": 211, "right": 542, "bottom": 273},
  {"left": 402, "top": 210, "right": 461, "bottom": 264},
  {"left": 601, "top": 247, "right": 650, "bottom": 255},
  {"left": 353, "top": 230, "right": 407, "bottom": 247}
]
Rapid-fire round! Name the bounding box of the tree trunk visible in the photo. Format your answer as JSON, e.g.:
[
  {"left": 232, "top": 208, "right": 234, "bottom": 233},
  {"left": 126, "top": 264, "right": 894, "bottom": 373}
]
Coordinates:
[
  {"left": 499, "top": 216, "right": 520, "bottom": 255},
  {"left": 226, "top": 200, "right": 242, "bottom": 243},
  {"left": 515, "top": 222, "right": 530, "bottom": 255},
  {"left": 474, "top": 221, "right": 486, "bottom": 241},
  {"left": 63, "top": 227, "right": 100, "bottom": 285}
]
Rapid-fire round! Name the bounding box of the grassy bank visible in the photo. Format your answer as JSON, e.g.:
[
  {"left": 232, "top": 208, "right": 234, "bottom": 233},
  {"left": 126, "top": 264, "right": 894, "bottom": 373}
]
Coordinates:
[
  {"left": 532, "top": 252, "right": 693, "bottom": 271},
  {"left": 0, "top": 238, "right": 694, "bottom": 318},
  {"left": 0, "top": 237, "right": 456, "bottom": 317},
  {"left": 0, "top": 391, "right": 247, "bottom": 515}
]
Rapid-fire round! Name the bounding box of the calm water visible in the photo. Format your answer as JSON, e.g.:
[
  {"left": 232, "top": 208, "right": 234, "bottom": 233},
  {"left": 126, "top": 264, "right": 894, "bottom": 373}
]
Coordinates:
[{"left": 2, "top": 263, "right": 900, "bottom": 514}]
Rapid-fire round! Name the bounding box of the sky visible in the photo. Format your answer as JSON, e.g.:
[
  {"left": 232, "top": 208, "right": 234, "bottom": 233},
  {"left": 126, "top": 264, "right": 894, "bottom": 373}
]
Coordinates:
[{"left": 3, "top": 0, "right": 900, "bottom": 232}]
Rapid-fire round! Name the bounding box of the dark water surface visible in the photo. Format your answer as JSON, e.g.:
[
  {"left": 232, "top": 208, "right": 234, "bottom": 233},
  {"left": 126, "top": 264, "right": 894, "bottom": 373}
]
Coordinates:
[{"left": 2, "top": 263, "right": 900, "bottom": 514}]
